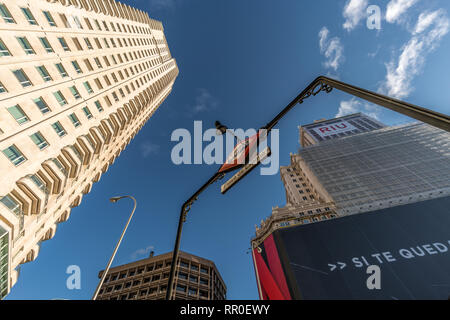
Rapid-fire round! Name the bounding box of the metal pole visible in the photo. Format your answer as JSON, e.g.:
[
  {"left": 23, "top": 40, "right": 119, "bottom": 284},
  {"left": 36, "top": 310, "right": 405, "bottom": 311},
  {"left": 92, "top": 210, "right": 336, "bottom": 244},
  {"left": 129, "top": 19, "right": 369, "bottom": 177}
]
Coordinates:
[
  {"left": 92, "top": 195, "right": 137, "bottom": 300},
  {"left": 265, "top": 76, "right": 450, "bottom": 132},
  {"left": 165, "top": 203, "right": 188, "bottom": 300},
  {"left": 166, "top": 173, "right": 223, "bottom": 300}
]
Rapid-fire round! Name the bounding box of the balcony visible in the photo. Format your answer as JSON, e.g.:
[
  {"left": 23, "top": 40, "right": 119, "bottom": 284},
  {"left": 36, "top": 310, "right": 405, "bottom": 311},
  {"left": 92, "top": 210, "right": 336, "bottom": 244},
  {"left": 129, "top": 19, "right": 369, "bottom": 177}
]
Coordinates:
[
  {"left": 82, "top": 182, "right": 93, "bottom": 195},
  {"left": 0, "top": 196, "right": 24, "bottom": 241},
  {"left": 131, "top": 98, "right": 143, "bottom": 113},
  {"left": 127, "top": 101, "right": 138, "bottom": 116},
  {"left": 114, "top": 111, "right": 127, "bottom": 129},
  {"left": 108, "top": 116, "right": 121, "bottom": 136},
  {"left": 100, "top": 120, "right": 115, "bottom": 142},
  {"left": 89, "top": 127, "right": 106, "bottom": 152},
  {"left": 76, "top": 136, "right": 95, "bottom": 164},
  {"left": 101, "top": 164, "right": 109, "bottom": 174},
  {"left": 42, "top": 159, "right": 68, "bottom": 194},
  {"left": 93, "top": 172, "right": 102, "bottom": 183},
  {"left": 23, "top": 243, "right": 40, "bottom": 264},
  {"left": 61, "top": 146, "right": 82, "bottom": 178},
  {"left": 108, "top": 156, "right": 115, "bottom": 166},
  {"left": 57, "top": 210, "right": 71, "bottom": 223},
  {"left": 121, "top": 105, "right": 133, "bottom": 122},
  {"left": 70, "top": 195, "right": 82, "bottom": 208},
  {"left": 41, "top": 224, "right": 57, "bottom": 241},
  {"left": 16, "top": 176, "right": 49, "bottom": 216}
]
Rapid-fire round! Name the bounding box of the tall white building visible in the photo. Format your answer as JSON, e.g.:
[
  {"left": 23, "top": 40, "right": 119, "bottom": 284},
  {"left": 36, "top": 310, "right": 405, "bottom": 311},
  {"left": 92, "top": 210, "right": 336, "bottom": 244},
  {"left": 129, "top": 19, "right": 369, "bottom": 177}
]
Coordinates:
[{"left": 0, "top": 0, "right": 178, "bottom": 298}]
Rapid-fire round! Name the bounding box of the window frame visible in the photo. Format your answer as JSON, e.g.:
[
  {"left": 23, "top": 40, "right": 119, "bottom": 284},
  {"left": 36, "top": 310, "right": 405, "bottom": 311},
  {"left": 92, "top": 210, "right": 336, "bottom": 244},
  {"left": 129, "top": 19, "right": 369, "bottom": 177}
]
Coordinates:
[
  {"left": 13, "top": 69, "right": 32, "bottom": 87},
  {"left": 20, "top": 7, "right": 37, "bottom": 25},
  {"left": 0, "top": 38, "right": 11, "bottom": 56},
  {"left": 52, "top": 121, "right": 67, "bottom": 137},
  {"left": 7, "top": 104, "right": 29, "bottom": 125},
  {"left": 42, "top": 10, "right": 56, "bottom": 27},
  {"left": 83, "top": 81, "right": 93, "bottom": 94},
  {"left": 34, "top": 97, "right": 51, "bottom": 114},
  {"left": 58, "top": 37, "right": 70, "bottom": 51},
  {"left": 68, "top": 113, "right": 81, "bottom": 128},
  {"left": 71, "top": 60, "right": 82, "bottom": 74},
  {"left": 82, "top": 106, "right": 93, "bottom": 120},
  {"left": 30, "top": 132, "right": 49, "bottom": 150},
  {"left": 17, "top": 36, "right": 35, "bottom": 55},
  {"left": 55, "top": 63, "right": 68, "bottom": 78},
  {"left": 69, "top": 86, "right": 81, "bottom": 100},
  {"left": 2, "top": 145, "right": 26, "bottom": 166},
  {"left": 53, "top": 90, "right": 68, "bottom": 106},
  {"left": 36, "top": 65, "right": 52, "bottom": 82},
  {"left": 39, "top": 37, "right": 54, "bottom": 53},
  {"left": 0, "top": 3, "right": 15, "bottom": 24}
]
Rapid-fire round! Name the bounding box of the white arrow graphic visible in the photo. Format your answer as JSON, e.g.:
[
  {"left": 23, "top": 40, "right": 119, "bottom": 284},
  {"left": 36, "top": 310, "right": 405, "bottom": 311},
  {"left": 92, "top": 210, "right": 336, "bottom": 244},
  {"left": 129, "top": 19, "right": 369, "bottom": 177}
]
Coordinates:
[{"left": 328, "top": 262, "right": 346, "bottom": 271}]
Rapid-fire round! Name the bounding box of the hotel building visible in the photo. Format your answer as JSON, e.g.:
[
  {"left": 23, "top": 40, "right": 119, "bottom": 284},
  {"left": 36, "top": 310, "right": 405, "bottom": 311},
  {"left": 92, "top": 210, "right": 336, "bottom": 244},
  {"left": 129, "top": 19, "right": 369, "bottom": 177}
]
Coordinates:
[
  {"left": 0, "top": 0, "right": 178, "bottom": 299},
  {"left": 251, "top": 114, "right": 450, "bottom": 299},
  {"left": 94, "top": 251, "right": 227, "bottom": 300}
]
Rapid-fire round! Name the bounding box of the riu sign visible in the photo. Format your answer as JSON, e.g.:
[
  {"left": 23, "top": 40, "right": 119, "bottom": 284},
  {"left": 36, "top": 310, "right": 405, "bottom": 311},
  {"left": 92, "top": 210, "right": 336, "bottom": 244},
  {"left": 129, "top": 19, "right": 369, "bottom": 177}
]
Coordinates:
[{"left": 312, "top": 120, "right": 357, "bottom": 138}]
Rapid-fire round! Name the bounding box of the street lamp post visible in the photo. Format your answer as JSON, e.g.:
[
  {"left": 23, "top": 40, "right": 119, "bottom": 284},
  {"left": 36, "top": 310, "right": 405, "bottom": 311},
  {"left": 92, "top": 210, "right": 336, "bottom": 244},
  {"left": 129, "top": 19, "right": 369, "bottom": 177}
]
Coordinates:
[
  {"left": 92, "top": 195, "right": 137, "bottom": 300},
  {"left": 165, "top": 75, "right": 450, "bottom": 300}
]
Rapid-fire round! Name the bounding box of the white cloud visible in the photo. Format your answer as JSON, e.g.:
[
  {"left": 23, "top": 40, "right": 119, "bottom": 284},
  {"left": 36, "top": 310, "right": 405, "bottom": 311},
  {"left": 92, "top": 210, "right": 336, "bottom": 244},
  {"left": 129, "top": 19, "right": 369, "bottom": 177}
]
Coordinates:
[
  {"left": 149, "top": 0, "right": 177, "bottom": 11},
  {"left": 343, "top": 0, "right": 369, "bottom": 31},
  {"left": 318, "top": 27, "right": 345, "bottom": 71},
  {"left": 336, "top": 98, "right": 381, "bottom": 120},
  {"left": 386, "top": 0, "right": 418, "bottom": 24},
  {"left": 368, "top": 45, "right": 381, "bottom": 58},
  {"left": 140, "top": 142, "right": 160, "bottom": 158},
  {"left": 131, "top": 246, "right": 155, "bottom": 260},
  {"left": 414, "top": 9, "right": 450, "bottom": 44},
  {"left": 191, "top": 88, "right": 218, "bottom": 113},
  {"left": 380, "top": 9, "right": 449, "bottom": 99},
  {"left": 414, "top": 10, "right": 440, "bottom": 34}
]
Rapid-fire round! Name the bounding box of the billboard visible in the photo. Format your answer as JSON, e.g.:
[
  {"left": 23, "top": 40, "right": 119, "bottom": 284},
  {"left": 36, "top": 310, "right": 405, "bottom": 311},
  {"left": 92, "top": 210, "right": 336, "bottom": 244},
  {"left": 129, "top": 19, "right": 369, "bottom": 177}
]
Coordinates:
[
  {"left": 253, "top": 196, "right": 450, "bottom": 300},
  {"left": 311, "top": 120, "right": 358, "bottom": 138},
  {"left": 301, "top": 113, "right": 385, "bottom": 144}
]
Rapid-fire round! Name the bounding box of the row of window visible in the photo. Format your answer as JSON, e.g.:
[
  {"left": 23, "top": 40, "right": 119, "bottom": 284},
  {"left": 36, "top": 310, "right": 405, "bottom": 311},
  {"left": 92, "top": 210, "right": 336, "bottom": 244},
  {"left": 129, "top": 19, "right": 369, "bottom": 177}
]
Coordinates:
[
  {"left": 1, "top": 51, "right": 164, "bottom": 95},
  {"left": 6, "top": 93, "right": 101, "bottom": 123},
  {"left": 105, "top": 260, "right": 209, "bottom": 283},
  {"left": 104, "top": 273, "right": 209, "bottom": 294},
  {"left": 101, "top": 286, "right": 209, "bottom": 300},
  {"left": 275, "top": 214, "right": 338, "bottom": 230},
  {"left": 176, "top": 285, "right": 209, "bottom": 297},
  {"left": 101, "top": 285, "right": 167, "bottom": 298},
  {"left": 1, "top": 62, "right": 176, "bottom": 135},
  {"left": 2, "top": 101, "right": 101, "bottom": 166},
  {"left": 0, "top": 34, "right": 158, "bottom": 58},
  {"left": 1, "top": 67, "right": 166, "bottom": 132},
  {"left": 0, "top": 3, "right": 152, "bottom": 35},
  {"left": 298, "top": 207, "right": 332, "bottom": 217}
]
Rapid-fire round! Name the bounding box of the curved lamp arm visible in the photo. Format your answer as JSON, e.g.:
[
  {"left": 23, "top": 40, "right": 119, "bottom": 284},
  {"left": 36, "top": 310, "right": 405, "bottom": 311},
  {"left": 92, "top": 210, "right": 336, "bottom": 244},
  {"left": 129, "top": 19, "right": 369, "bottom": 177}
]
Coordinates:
[{"left": 92, "top": 196, "right": 137, "bottom": 300}]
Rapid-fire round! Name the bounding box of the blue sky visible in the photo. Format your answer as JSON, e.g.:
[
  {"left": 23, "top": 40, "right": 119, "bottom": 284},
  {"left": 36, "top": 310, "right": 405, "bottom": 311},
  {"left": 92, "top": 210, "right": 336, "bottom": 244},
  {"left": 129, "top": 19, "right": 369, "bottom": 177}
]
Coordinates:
[{"left": 6, "top": 0, "right": 450, "bottom": 300}]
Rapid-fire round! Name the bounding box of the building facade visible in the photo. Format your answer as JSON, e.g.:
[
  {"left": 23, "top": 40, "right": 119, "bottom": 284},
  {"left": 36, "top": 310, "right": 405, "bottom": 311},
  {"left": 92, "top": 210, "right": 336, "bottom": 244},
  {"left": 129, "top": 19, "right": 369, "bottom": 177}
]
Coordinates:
[
  {"left": 251, "top": 114, "right": 450, "bottom": 299},
  {"left": 95, "top": 251, "right": 227, "bottom": 300},
  {"left": 0, "top": 0, "right": 178, "bottom": 299},
  {"left": 253, "top": 113, "right": 387, "bottom": 248},
  {"left": 297, "top": 121, "right": 450, "bottom": 215}
]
